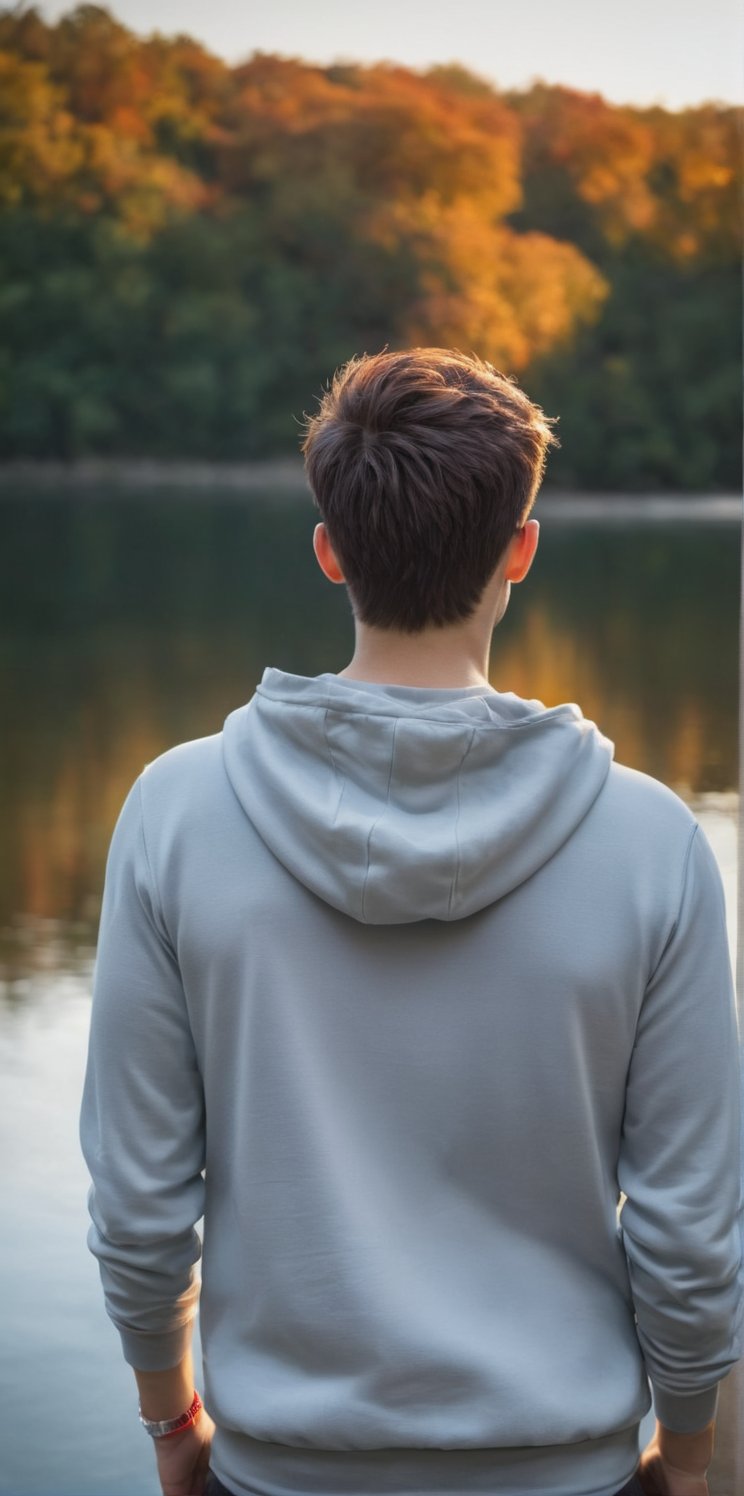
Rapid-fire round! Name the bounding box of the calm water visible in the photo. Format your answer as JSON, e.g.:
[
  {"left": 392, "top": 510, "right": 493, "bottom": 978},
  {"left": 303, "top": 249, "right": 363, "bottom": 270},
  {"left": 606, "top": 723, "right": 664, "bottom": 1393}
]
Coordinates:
[{"left": 0, "top": 492, "right": 740, "bottom": 1495}]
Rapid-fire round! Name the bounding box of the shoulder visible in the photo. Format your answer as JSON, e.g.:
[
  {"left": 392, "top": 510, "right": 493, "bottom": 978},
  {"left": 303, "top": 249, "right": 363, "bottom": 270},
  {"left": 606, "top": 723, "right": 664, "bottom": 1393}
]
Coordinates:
[
  {"left": 137, "top": 731, "right": 228, "bottom": 835},
  {"left": 141, "top": 731, "right": 224, "bottom": 784},
  {"left": 585, "top": 760, "right": 700, "bottom": 890},
  {"left": 602, "top": 759, "right": 698, "bottom": 838}
]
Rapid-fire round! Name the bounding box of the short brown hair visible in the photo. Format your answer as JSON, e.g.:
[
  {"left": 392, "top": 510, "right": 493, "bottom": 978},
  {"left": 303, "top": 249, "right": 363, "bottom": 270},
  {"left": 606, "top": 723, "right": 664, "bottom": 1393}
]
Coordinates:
[{"left": 300, "top": 347, "right": 558, "bottom": 634}]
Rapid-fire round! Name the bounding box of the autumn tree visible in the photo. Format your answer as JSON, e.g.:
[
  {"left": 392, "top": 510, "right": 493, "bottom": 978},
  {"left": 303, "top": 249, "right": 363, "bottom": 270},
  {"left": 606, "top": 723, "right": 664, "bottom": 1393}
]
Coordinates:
[{"left": 0, "top": 5, "right": 738, "bottom": 484}]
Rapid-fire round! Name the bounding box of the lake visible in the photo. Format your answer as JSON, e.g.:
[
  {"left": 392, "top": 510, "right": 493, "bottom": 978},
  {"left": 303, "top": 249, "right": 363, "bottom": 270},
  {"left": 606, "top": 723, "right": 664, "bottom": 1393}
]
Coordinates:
[{"left": 0, "top": 489, "right": 740, "bottom": 1495}]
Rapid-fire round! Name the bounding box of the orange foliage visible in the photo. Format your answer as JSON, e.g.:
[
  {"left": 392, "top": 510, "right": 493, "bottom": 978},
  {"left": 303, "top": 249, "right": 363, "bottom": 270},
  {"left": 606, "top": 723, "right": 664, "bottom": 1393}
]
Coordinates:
[
  {"left": 638, "top": 104, "right": 741, "bottom": 262},
  {"left": 0, "top": 51, "right": 85, "bottom": 206},
  {"left": 514, "top": 84, "right": 658, "bottom": 243},
  {"left": 217, "top": 54, "right": 521, "bottom": 222},
  {"left": 0, "top": 4, "right": 737, "bottom": 360},
  {"left": 363, "top": 194, "right": 608, "bottom": 367},
  {"left": 514, "top": 81, "right": 741, "bottom": 263},
  {"left": 0, "top": 27, "right": 210, "bottom": 230}
]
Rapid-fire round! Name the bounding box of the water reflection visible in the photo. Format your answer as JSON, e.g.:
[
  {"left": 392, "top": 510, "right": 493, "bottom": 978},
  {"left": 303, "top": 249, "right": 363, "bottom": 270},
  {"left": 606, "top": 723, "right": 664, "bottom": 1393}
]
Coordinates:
[{"left": 1, "top": 495, "right": 738, "bottom": 963}]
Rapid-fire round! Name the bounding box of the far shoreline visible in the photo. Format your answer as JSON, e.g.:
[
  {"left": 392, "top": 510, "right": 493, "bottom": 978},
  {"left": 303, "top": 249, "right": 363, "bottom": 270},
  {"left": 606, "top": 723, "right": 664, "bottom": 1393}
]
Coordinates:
[{"left": 0, "top": 458, "right": 740, "bottom": 522}]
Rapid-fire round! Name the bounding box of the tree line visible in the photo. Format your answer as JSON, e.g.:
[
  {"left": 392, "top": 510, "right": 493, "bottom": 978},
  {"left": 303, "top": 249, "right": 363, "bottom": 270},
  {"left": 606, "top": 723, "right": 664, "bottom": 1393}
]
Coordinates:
[{"left": 0, "top": 4, "right": 740, "bottom": 488}]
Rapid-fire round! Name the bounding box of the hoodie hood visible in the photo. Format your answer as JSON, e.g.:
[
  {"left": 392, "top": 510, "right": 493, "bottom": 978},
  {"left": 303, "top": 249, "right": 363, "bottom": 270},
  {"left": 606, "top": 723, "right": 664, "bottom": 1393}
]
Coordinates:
[{"left": 222, "top": 666, "right": 615, "bottom": 925}]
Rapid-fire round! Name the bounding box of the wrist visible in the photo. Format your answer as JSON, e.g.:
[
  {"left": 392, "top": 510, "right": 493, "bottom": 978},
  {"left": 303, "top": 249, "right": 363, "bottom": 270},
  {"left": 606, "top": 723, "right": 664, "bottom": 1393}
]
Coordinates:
[
  {"left": 139, "top": 1389, "right": 203, "bottom": 1440},
  {"left": 134, "top": 1351, "right": 195, "bottom": 1423},
  {"left": 657, "top": 1419, "right": 715, "bottom": 1477}
]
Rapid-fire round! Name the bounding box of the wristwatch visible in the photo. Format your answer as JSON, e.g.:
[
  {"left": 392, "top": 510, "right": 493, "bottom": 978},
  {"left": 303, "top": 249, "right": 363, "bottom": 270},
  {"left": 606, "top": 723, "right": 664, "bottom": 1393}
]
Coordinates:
[{"left": 139, "top": 1390, "right": 203, "bottom": 1439}]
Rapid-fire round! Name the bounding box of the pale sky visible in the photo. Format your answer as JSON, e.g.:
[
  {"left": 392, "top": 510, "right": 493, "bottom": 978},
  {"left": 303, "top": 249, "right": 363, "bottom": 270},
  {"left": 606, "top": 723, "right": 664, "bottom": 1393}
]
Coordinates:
[{"left": 37, "top": 0, "right": 744, "bottom": 110}]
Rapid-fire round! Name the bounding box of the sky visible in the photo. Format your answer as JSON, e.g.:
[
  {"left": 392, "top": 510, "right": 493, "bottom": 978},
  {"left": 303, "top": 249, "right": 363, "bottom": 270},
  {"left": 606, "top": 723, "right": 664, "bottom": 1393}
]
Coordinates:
[{"left": 36, "top": 0, "right": 744, "bottom": 110}]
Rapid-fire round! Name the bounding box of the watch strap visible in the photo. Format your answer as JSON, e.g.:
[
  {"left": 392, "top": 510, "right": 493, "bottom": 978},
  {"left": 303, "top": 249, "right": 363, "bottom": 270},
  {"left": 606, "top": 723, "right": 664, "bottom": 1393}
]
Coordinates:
[{"left": 139, "top": 1389, "right": 203, "bottom": 1439}]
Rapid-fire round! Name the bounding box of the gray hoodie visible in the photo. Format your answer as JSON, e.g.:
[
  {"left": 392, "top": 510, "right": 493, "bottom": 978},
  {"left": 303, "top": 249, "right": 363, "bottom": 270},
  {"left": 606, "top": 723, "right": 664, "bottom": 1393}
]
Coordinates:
[{"left": 80, "top": 667, "right": 743, "bottom": 1496}]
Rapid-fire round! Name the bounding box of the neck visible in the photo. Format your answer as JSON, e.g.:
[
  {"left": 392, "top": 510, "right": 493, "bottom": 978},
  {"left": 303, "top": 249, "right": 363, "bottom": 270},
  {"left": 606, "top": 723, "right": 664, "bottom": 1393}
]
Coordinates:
[{"left": 336, "top": 632, "right": 493, "bottom": 690}]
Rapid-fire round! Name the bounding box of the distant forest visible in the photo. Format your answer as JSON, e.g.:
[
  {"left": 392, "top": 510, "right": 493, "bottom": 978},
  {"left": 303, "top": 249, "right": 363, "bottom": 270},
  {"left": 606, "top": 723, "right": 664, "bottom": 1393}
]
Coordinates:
[{"left": 0, "top": 4, "right": 740, "bottom": 488}]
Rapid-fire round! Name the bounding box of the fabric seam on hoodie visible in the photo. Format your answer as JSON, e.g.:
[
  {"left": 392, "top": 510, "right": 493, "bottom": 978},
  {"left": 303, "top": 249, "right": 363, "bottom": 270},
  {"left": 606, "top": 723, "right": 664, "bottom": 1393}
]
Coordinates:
[
  {"left": 361, "top": 717, "right": 398, "bottom": 923},
  {"left": 448, "top": 727, "right": 478, "bottom": 919},
  {"left": 643, "top": 821, "right": 699, "bottom": 995},
  {"left": 322, "top": 707, "right": 347, "bottom": 829},
  {"left": 138, "top": 770, "right": 179, "bottom": 960}
]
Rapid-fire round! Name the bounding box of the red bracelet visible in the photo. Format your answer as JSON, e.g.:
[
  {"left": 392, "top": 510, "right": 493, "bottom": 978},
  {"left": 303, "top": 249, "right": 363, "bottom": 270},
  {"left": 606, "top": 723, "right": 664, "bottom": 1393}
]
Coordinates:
[{"left": 139, "top": 1389, "right": 203, "bottom": 1439}]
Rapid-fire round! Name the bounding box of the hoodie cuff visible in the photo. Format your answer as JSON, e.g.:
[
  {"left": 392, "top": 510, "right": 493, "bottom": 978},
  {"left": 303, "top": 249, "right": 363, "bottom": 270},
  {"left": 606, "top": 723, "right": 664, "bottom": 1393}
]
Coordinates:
[
  {"left": 651, "top": 1381, "right": 720, "bottom": 1433},
  {"left": 117, "top": 1319, "right": 195, "bottom": 1372}
]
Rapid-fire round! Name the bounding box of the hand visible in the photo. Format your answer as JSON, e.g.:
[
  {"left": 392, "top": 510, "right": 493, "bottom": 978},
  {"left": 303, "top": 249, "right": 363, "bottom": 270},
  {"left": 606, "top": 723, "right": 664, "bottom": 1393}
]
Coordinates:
[
  {"left": 152, "top": 1406, "right": 216, "bottom": 1496},
  {"left": 637, "top": 1419, "right": 713, "bottom": 1496},
  {"left": 637, "top": 1449, "right": 709, "bottom": 1495}
]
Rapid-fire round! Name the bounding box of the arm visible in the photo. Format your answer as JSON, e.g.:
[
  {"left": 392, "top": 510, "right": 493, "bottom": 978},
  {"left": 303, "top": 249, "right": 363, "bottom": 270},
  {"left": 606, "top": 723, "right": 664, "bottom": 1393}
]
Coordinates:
[
  {"left": 79, "top": 772, "right": 211, "bottom": 1490},
  {"left": 639, "top": 1418, "right": 715, "bottom": 1495},
  {"left": 618, "top": 822, "right": 744, "bottom": 1485},
  {"left": 135, "top": 1347, "right": 215, "bottom": 1496}
]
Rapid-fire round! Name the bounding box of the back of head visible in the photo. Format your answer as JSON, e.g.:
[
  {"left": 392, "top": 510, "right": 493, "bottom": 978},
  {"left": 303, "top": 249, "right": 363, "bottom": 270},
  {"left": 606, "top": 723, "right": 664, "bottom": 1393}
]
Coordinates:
[{"left": 300, "top": 347, "right": 558, "bottom": 634}]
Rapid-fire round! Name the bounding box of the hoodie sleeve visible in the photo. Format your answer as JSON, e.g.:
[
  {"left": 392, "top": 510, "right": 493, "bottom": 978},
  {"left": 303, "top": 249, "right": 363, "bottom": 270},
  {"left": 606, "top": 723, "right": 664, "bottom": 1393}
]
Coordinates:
[
  {"left": 617, "top": 820, "right": 744, "bottom": 1433},
  {"left": 79, "top": 772, "right": 205, "bottom": 1371}
]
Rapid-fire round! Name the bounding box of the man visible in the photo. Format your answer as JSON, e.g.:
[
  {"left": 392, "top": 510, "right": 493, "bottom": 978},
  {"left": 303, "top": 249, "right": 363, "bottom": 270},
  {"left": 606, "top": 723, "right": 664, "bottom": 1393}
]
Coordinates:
[{"left": 80, "top": 348, "right": 742, "bottom": 1496}]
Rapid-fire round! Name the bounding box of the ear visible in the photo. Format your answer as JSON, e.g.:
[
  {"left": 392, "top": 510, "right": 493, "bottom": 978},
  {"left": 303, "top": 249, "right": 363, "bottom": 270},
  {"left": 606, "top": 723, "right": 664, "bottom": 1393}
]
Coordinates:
[
  {"left": 313, "top": 523, "right": 346, "bottom": 584},
  {"left": 502, "top": 519, "right": 540, "bottom": 583}
]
